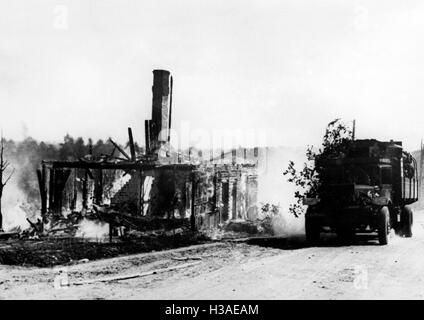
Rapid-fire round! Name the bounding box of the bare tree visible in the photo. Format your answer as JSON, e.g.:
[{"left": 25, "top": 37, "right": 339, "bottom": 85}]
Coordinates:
[{"left": 0, "top": 133, "right": 14, "bottom": 231}]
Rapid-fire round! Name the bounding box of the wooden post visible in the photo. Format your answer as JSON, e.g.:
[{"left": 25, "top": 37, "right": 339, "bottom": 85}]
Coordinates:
[
  {"left": 212, "top": 173, "right": 217, "bottom": 213},
  {"left": 36, "top": 164, "right": 47, "bottom": 230},
  {"left": 50, "top": 169, "right": 70, "bottom": 217},
  {"left": 82, "top": 170, "right": 88, "bottom": 209},
  {"left": 145, "top": 120, "right": 150, "bottom": 154},
  {"left": 245, "top": 175, "right": 250, "bottom": 219},
  {"left": 232, "top": 179, "right": 238, "bottom": 219},
  {"left": 94, "top": 169, "right": 103, "bottom": 205},
  {"left": 140, "top": 171, "right": 145, "bottom": 216},
  {"left": 420, "top": 140, "right": 424, "bottom": 199},
  {"left": 216, "top": 172, "right": 222, "bottom": 225},
  {"left": 232, "top": 149, "right": 236, "bottom": 165},
  {"left": 71, "top": 169, "right": 77, "bottom": 211},
  {"left": 54, "top": 169, "right": 63, "bottom": 215},
  {"left": 190, "top": 171, "right": 196, "bottom": 231},
  {"left": 48, "top": 168, "right": 55, "bottom": 212},
  {"left": 168, "top": 76, "right": 173, "bottom": 144},
  {"left": 137, "top": 170, "right": 144, "bottom": 216},
  {"left": 221, "top": 179, "right": 229, "bottom": 221},
  {"left": 128, "top": 127, "right": 136, "bottom": 161},
  {"left": 109, "top": 222, "right": 113, "bottom": 243}
]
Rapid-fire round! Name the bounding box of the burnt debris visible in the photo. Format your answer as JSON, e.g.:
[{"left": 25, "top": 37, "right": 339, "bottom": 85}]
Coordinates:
[{"left": 32, "top": 70, "right": 259, "bottom": 241}]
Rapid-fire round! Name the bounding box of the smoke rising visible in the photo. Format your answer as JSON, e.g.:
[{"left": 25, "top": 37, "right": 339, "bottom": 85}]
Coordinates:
[
  {"left": 2, "top": 152, "right": 36, "bottom": 231},
  {"left": 257, "top": 146, "right": 307, "bottom": 236},
  {"left": 0, "top": 135, "right": 122, "bottom": 231},
  {"left": 75, "top": 219, "right": 109, "bottom": 240},
  {"left": 2, "top": 183, "right": 30, "bottom": 232}
]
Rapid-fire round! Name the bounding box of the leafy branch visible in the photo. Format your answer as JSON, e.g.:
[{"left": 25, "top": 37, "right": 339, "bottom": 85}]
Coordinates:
[{"left": 283, "top": 119, "right": 353, "bottom": 217}]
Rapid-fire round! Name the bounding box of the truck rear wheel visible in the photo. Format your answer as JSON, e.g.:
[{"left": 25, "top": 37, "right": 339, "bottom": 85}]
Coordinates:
[
  {"left": 305, "top": 216, "right": 320, "bottom": 245},
  {"left": 377, "top": 206, "right": 390, "bottom": 245},
  {"left": 401, "top": 206, "right": 413, "bottom": 238}
]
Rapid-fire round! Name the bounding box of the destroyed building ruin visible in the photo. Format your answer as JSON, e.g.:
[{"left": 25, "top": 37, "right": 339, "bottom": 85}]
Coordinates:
[{"left": 37, "top": 70, "right": 259, "bottom": 236}]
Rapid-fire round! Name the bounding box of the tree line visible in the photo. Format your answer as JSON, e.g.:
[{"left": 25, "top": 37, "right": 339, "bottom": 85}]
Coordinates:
[{"left": 2, "top": 134, "right": 143, "bottom": 204}]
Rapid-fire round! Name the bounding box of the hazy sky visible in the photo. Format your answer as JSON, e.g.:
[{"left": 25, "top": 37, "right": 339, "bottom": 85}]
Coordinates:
[{"left": 1, "top": 0, "right": 424, "bottom": 151}]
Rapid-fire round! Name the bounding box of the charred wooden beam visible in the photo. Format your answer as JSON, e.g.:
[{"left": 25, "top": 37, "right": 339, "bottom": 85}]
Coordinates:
[
  {"left": 86, "top": 168, "right": 94, "bottom": 179},
  {"left": 109, "top": 222, "right": 113, "bottom": 243},
  {"left": 221, "top": 180, "right": 229, "bottom": 221},
  {"left": 232, "top": 149, "right": 237, "bottom": 165},
  {"left": 94, "top": 169, "right": 103, "bottom": 205},
  {"left": 212, "top": 173, "right": 217, "bottom": 212},
  {"left": 71, "top": 169, "right": 77, "bottom": 211},
  {"left": 36, "top": 164, "right": 47, "bottom": 229},
  {"left": 109, "top": 138, "right": 130, "bottom": 160},
  {"left": 232, "top": 179, "right": 238, "bottom": 219},
  {"left": 26, "top": 218, "right": 41, "bottom": 233},
  {"left": 51, "top": 169, "right": 72, "bottom": 216},
  {"left": 128, "top": 127, "right": 136, "bottom": 161},
  {"left": 168, "top": 75, "right": 173, "bottom": 144},
  {"left": 149, "top": 120, "right": 154, "bottom": 152},
  {"left": 82, "top": 170, "right": 88, "bottom": 209},
  {"left": 190, "top": 172, "right": 196, "bottom": 231},
  {"left": 43, "top": 160, "right": 195, "bottom": 171},
  {"left": 48, "top": 168, "right": 55, "bottom": 212},
  {"left": 144, "top": 120, "right": 151, "bottom": 154},
  {"left": 109, "top": 146, "right": 116, "bottom": 157}
]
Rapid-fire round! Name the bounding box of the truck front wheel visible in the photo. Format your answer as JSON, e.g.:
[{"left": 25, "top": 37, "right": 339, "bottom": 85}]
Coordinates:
[
  {"left": 377, "top": 206, "right": 390, "bottom": 245},
  {"left": 305, "top": 215, "right": 320, "bottom": 245}
]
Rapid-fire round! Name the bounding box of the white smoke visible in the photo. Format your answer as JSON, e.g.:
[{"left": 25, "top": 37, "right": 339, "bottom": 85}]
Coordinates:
[
  {"left": 270, "top": 211, "right": 305, "bottom": 236},
  {"left": 257, "top": 146, "right": 307, "bottom": 236},
  {"left": 2, "top": 172, "right": 31, "bottom": 232},
  {"left": 1, "top": 148, "right": 40, "bottom": 232},
  {"left": 75, "top": 219, "right": 109, "bottom": 240},
  {"left": 2, "top": 186, "right": 30, "bottom": 231}
]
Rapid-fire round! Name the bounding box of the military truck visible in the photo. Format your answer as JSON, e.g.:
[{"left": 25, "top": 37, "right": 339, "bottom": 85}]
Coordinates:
[{"left": 304, "top": 139, "right": 418, "bottom": 245}]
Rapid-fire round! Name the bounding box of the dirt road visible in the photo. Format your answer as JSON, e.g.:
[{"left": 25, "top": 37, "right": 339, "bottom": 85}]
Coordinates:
[{"left": 2, "top": 212, "right": 424, "bottom": 299}]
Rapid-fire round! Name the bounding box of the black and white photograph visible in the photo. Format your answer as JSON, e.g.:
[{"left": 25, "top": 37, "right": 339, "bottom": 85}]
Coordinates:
[{"left": 0, "top": 0, "right": 424, "bottom": 306}]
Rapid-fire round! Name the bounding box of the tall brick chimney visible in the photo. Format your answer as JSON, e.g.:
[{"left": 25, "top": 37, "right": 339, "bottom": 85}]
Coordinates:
[{"left": 150, "top": 69, "right": 172, "bottom": 155}]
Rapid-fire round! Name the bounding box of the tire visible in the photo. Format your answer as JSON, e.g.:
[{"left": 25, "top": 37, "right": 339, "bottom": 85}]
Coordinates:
[
  {"left": 389, "top": 206, "right": 401, "bottom": 235},
  {"left": 305, "top": 215, "right": 320, "bottom": 245},
  {"left": 377, "top": 206, "right": 390, "bottom": 245},
  {"left": 401, "top": 205, "right": 413, "bottom": 238}
]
